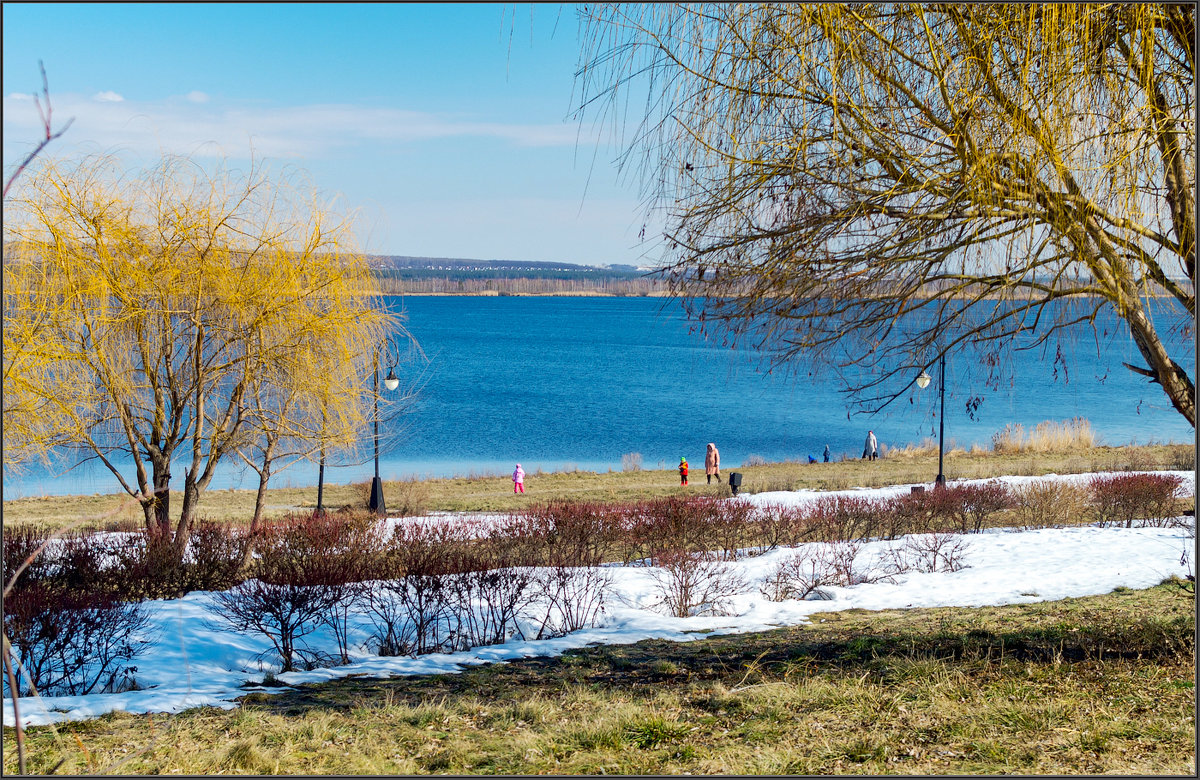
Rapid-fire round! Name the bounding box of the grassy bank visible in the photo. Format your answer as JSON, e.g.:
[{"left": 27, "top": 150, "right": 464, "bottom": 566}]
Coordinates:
[
  {"left": 5, "top": 580, "right": 1193, "bottom": 775},
  {"left": 4, "top": 443, "right": 1193, "bottom": 531}
]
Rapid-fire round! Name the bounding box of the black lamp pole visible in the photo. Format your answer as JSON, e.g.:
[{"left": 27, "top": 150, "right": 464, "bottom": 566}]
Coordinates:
[
  {"left": 368, "top": 349, "right": 386, "bottom": 516},
  {"left": 935, "top": 354, "right": 946, "bottom": 489}
]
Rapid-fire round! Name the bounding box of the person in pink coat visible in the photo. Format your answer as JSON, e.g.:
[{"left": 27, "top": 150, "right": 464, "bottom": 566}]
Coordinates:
[
  {"left": 705, "top": 443, "right": 721, "bottom": 484},
  {"left": 513, "top": 463, "right": 525, "bottom": 494}
]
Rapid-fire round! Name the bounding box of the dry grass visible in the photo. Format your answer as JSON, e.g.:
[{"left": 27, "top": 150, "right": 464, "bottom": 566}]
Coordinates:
[
  {"left": 992, "top": 417, "right": 1096, "bottom": 454},
  {"left": 4, "top": 581, "right": 1193, "bottom": 775},
  {"left": 4, "top": 442, "right": 1193, "bottom": 530}
]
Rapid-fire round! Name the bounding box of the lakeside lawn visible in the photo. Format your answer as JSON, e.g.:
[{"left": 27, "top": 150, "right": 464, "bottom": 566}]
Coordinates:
[
  {"left": 4, "top": 581, "right": 1193, "bottom": 775},
  {"left": 3, "top": 442, "right": 1194, "bottom": 530},
  {"left": 2, "top": 444, "right": 1193, "bottom": 775}
]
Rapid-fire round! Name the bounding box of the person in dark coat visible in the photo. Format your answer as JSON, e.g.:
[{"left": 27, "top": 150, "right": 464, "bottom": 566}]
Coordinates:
[{"left": 823, "top": 444, "right": 831, "bottom": 463}]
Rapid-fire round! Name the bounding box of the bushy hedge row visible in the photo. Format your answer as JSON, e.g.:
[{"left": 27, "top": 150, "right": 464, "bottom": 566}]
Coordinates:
[{"left": 3, "top": 472, "right": 1189, "bottom": 687}]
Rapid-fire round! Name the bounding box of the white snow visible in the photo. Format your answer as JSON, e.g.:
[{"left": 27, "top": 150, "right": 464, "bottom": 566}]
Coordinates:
[{"left": 4, "top": 470, "right": 1194, "bottom": 728}]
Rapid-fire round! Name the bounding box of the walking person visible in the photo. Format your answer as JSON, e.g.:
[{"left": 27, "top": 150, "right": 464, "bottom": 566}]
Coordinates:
[
  {"left": 705, "top": 443, "right": 720, "bottom": 484},
  {"left": 864, "top": 430, "right": 878, "bottom": 461},
  {"left": 823, "top": 444, "right": 831, "bottom": 463},
  {"left": 679, "top": 456, "right": 689, "bottom": 486},
  {"left": 513, "top": 463, "right": 525, "bottom": 494}
]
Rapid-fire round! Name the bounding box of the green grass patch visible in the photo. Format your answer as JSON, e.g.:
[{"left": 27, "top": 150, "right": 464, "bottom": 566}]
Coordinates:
[{"left": 5, "top": 581, "right": 1193, "bottom": 775}]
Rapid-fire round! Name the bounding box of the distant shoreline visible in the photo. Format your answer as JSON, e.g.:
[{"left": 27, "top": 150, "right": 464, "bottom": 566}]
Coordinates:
[{"left": 365, "top": 289, "right": 672, "bottom": 297}]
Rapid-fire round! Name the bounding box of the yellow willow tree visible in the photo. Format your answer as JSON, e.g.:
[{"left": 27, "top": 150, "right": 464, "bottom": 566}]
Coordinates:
[
  {"left": 576, "top": 3, "right": 1195, "bottom": 423},
  {"left": 234, "top": 303, "right": 419, "bottom": 554},
  {"left": 3, "top": 154, "right": 399, "bottom": 553}
]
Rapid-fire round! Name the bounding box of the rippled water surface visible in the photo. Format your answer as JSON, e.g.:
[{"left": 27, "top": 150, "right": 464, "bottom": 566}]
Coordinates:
[{"left": 6, "top": 295, "right": 1194, "bottom": 497}]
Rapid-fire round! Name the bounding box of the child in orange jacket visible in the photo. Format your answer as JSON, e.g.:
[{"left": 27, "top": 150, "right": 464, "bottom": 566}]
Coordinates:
[{"left": 679, "top": 456, "right": 689, "bottom": 486}]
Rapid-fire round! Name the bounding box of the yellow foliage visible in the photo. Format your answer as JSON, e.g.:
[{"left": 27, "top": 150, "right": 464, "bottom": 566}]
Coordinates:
[
  {"left": 3, "top": 154, "right": 403, "bottom": 542},
  {"left": 576, "top": 4, "right": 1194, "bottom": 424}
]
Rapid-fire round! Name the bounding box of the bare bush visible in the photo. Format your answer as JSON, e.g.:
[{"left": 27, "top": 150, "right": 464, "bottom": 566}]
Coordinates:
[
  {"left": 648, "top": 549, "right": 748, "bottom": 617},
  {"left": 366, "top": 521, "right": 465, "bottom": 656},
  {"left": 518, "top": 501, "right": 614, "bottom": 568},
  {"left": 621, "top": 452, "right": 643, "bottom": 472},
  {"left": 824, "top": 540, "right": 879, "bottom": 585},
  {"left": 759, "top": 540, "right": 886, "bottom": 601},
  {"left": 884, "top": 490, "right": 956, "bottom": 539},
  {"left": 532, "top": 564, "right": 612, "bottom": 639},
  {"left": 209, "top": 577, "right": 337, "bottom": 672},
  {"left": 708, "top": 499, "right": 756, "bottom": 559},
  {"left": 208, "top": 513, "right": 380, "bottom": 671},
  {"left": 949, "top": 481, "right": 1016, "bottom": 533},
  {"left": 3, "top": 584, "right": 153, "bottom": 696},
  {"left": 1013, "top": 479, "right": 1090, "bottom": 529},
  {"left": 758, "top": 548, "right": 832, "bottom": 601},
  {"left": 886, "top": 533, "right": 972, "bottom": 574},
  {"left": 387, "top": 478, "right": 432, "bottom": 518},
  {"left": 442, "top": 522, "right": 542, "bottom": 649}
]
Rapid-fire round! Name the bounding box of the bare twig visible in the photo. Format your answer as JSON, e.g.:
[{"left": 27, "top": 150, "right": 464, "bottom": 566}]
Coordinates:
[{"left": 3, "top": 61, "right": 74, "bottom": 199}]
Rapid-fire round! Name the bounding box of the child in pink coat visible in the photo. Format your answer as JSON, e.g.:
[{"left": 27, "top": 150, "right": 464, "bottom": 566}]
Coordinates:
[{"left": 513, "top": 463, "right": 525, "bottom": 494}]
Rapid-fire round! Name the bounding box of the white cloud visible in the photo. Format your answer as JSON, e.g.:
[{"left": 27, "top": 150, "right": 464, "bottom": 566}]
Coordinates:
[{"left": 2, "top": 92, "right": 603, "bottom": 162}]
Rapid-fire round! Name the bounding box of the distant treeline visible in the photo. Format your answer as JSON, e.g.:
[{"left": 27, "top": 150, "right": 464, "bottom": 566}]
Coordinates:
[
  {"left": 371, "top": 273, "right": 667, "bottom": 296},
  {"left": 366, "top": 255, "right": 667, "bottom": 295}
]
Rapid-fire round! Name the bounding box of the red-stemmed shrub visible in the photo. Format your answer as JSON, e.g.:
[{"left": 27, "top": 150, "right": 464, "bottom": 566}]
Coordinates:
[
  {"left": 511, "top": 502, "right": 614, "bottom": 639},
  {"left": 517, "top": 500, "right": 616, "bottom": 568},
  {"left": 637, "top": 495, "right": 724, "bottom": 560},
  {"left": 947, "top": 481, "right": 1016, "bottom": 533},
  {"left": 753, "top": 504, "right": 815, "bottom": 550},
  {"left": 808, "top": 495, "right": 885, "bottom": 541},
  {"left": 1089, "top": 473, "right": 1186, "bottom": 528},
  {"left": 708, "top": 499, "right": 757, "bottom": 560},
  {"left": 440, "top": 519, "right": 541, "bottom": 649}
]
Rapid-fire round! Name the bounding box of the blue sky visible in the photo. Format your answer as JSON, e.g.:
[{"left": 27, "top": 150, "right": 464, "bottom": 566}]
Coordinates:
[{"left": 2, "top": 2, "right": 654, "bottom": 265}]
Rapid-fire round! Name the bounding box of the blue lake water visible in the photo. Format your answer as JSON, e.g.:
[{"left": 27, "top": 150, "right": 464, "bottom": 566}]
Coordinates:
[{"left": 4, "top": 295, "right": 1195, "bottom": 498}]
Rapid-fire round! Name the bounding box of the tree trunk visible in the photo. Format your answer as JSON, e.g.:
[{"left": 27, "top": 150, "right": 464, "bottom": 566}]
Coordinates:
[
  {"left": 149, "top": 457, "right": 172, "bottom": 540},
  {"left": 174, "top": 476, "right": 202, "bottom": 559},
  {"left": 1121, "top": 293, "right": 1196, "bottom": 427},
  {"left": 239, "top": 464, "right": 271, "bottom": 571}
]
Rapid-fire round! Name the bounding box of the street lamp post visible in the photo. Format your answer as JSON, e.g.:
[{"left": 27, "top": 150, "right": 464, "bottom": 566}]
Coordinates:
[
  {"left": 368, "top": 347, "right": 401, "bottom": 516},
  {"left": 916, "top": 354, "right": 947, "bottom": 489}
]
